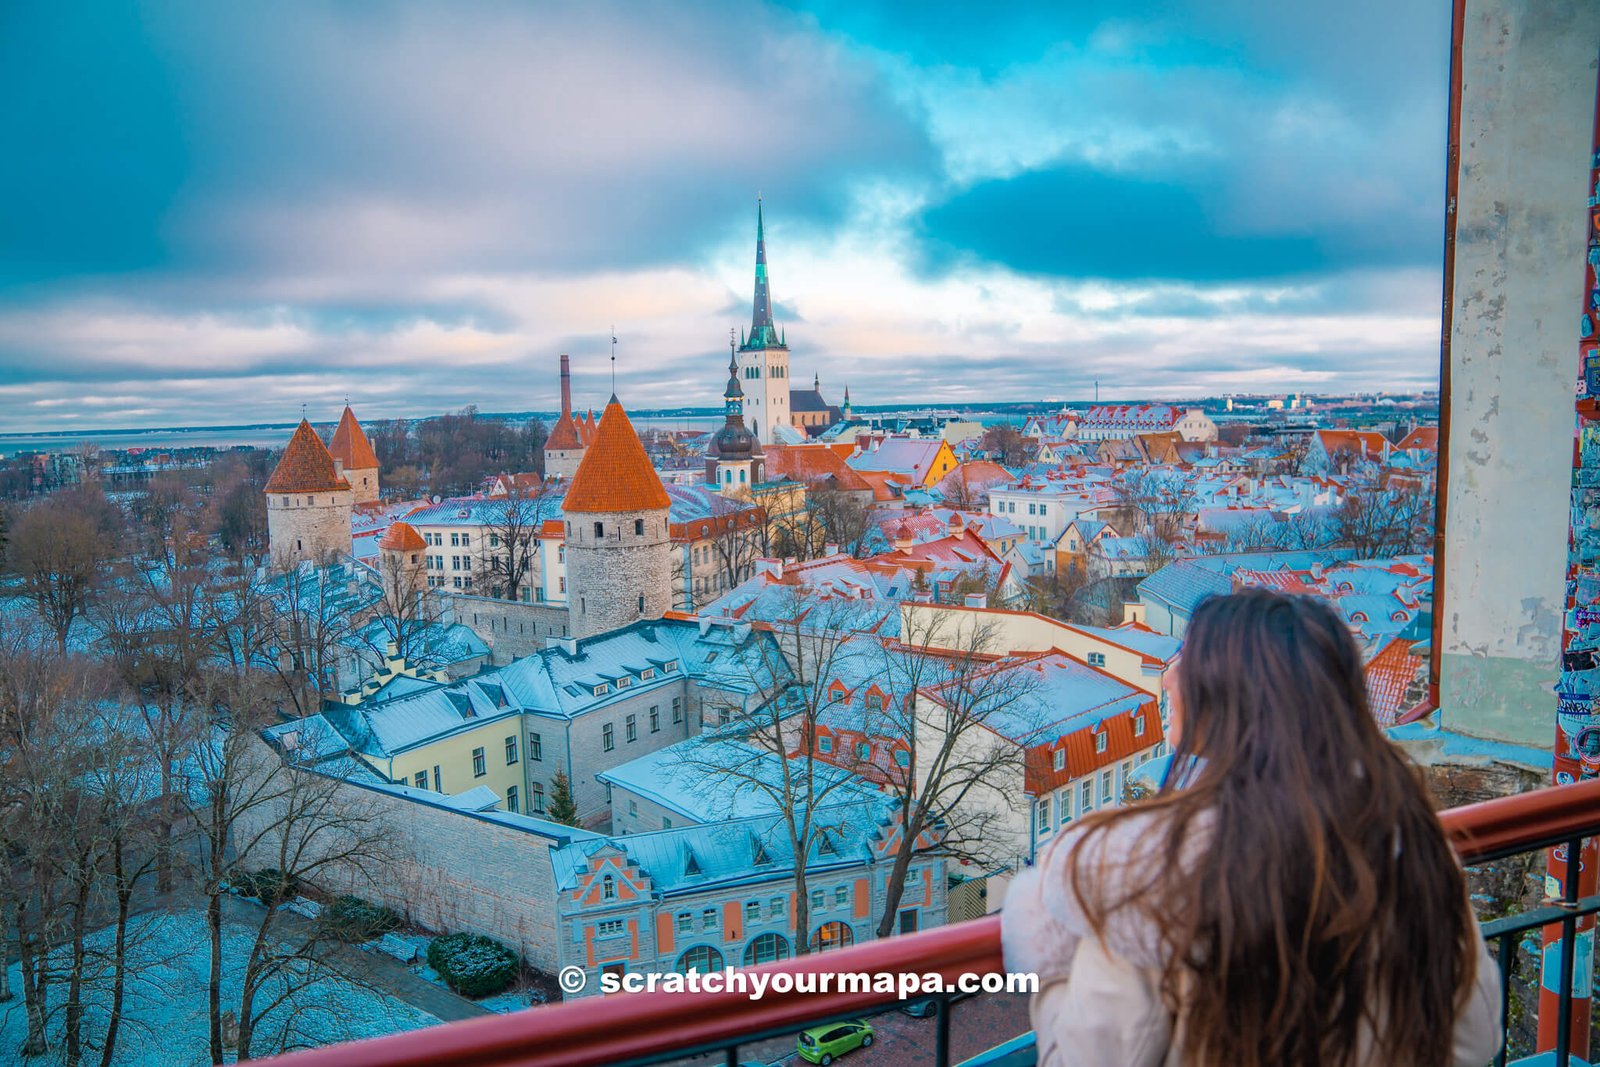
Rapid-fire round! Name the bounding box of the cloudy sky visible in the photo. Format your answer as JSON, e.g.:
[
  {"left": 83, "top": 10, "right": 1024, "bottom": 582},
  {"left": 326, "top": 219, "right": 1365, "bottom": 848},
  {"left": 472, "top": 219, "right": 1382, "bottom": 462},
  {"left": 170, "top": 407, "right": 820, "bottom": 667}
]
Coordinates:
[{"left": 0, "top": 0, "right": 1450, "bottom": 430}]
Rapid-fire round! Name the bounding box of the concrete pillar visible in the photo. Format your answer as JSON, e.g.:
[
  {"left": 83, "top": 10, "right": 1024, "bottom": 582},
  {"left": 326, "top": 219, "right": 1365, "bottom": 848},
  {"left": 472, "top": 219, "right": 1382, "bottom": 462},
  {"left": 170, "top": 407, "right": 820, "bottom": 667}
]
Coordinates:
[{"left": 1438, "top": 0, "right": 1600, "bottom": 745}]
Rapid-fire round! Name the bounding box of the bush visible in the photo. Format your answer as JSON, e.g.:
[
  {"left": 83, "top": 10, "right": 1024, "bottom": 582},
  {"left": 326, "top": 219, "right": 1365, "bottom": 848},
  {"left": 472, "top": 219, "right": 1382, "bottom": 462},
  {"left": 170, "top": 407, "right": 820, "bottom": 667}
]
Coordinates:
[
  {"left": 233, "top": 868, "right": 298, "bottom": 906},
  {"left": 426, "top": 932, "right": 520, "bottom": 997},
  {"left": 322, "top": 895, "right": 402, "bottom": 943}
]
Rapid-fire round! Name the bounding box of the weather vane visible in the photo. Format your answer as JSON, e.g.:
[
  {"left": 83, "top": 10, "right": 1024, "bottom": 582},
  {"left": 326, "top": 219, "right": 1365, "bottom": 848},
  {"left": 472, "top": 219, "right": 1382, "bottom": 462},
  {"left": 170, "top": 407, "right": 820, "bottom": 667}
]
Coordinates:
[{"left": 610, "top": 326, "right": 617, "bottom": 393}]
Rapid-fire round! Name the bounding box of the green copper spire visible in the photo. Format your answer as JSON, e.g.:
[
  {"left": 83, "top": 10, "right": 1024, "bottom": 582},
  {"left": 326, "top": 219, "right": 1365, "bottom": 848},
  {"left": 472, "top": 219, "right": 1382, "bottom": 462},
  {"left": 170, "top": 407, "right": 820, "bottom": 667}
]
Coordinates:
[{"left": 743, "top": 196, "right": 785, "bottom": 351}]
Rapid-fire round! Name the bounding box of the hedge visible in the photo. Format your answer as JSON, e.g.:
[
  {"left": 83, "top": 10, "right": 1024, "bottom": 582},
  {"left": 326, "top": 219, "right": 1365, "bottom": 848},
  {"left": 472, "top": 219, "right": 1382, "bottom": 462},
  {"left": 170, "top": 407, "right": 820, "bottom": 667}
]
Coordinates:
[
  {"left": 322, "top": 895, "right": 403, "bottom": 943},
  {"left": 426, "top": 932, "right": 520, "bottom": 997},
  {"left": 233, "top": 868, "right": 298, "bottom": 906}
]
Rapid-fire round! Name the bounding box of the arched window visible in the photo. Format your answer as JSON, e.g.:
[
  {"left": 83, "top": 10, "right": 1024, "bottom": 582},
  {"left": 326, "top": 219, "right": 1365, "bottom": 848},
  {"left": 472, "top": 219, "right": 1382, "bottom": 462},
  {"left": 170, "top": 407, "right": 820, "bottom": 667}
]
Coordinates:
[
  {"left": 635, "top": 518, "right": 644, "bottom": 536},
  {"left": 677, "top": 944, "right": 724, "bottom": 974},
  {"left": 594, "top": 521, "right": 604, "bottom": 538},
  {"left": 739, "top": 470, "right": 747, "bottom": 483},
  {"left": 809, "top": 922, "right": 855, "bottom": 954},
  {"left": 743, "top": 933, "right": 791, "bottom": 966},
  {"left": 601, "top": 874, "right": 615, "bottom": 901}
]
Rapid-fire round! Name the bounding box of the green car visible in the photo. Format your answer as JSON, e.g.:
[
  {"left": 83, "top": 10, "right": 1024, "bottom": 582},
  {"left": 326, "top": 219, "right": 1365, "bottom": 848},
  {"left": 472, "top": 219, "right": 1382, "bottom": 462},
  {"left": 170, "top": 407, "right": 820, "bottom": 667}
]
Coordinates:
[{"left": 797, "top": 1020, "right": 875, "bottom": 1064}]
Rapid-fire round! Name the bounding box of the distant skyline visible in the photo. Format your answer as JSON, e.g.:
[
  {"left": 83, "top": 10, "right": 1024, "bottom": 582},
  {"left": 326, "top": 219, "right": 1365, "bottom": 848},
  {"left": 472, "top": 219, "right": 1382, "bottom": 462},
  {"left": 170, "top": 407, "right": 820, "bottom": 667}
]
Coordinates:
[{"left": 1, "top": 1, "right": 1450, "bottom": 432}]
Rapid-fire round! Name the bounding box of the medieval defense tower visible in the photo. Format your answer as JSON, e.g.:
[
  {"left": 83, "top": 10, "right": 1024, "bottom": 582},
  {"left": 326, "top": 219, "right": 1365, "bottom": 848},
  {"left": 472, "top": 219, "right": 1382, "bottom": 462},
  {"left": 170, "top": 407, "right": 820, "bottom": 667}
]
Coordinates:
[
  {"left": 265, "top": 419, "right": 356, "bottom": 566},
  {"left": 543, "top": 353, "right": 590, "bottom": 480},
  {"left": 327, "top": 405, "right": 381, "bottom": 505},
  {"left": 560, "top": 396, "right": 673, "bottom": 639}
]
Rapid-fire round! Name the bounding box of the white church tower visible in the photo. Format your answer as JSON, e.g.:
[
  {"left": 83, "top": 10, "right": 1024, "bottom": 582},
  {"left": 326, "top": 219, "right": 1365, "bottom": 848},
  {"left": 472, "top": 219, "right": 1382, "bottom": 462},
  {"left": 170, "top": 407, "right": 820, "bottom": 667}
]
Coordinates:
[{"left": 736, "top": 198, "right": 790, "bottom": 443}]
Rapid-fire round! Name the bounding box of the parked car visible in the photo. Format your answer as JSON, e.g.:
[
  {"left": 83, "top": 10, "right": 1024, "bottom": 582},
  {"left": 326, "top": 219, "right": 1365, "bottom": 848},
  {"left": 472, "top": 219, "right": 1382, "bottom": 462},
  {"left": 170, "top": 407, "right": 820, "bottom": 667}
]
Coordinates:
[
  {"left": 900, "top": 989, "right": 978, "bottom": 1018},
  {"left": 797, "top": 1020, "right": 875, "bottom": 1064}
]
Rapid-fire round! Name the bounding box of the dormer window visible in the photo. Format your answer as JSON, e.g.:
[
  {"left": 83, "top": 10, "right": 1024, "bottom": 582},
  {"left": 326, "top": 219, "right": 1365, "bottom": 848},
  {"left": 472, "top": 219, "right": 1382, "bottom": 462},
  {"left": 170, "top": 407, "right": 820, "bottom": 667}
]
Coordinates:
[
  {"left": 616, "top": 677, "right": 631, "bottom": 690},
  {"left": 663, "top": 661, "right": 678, "bottom": 673},
  {"left": 1053, "top": 749, "right": 1065, "bottom": 771},
  {"left": 593, "top": 684, "right": 608, "bottom": 697},
  {"left": 1095, "top": 732, "right": 1108, "bottom": 754},
  {"left": 1134, "top": 714, "right": 1146, "bottom": 737},
  {"left": 640, "top": 668, "right": 655, "bottom": 681}
]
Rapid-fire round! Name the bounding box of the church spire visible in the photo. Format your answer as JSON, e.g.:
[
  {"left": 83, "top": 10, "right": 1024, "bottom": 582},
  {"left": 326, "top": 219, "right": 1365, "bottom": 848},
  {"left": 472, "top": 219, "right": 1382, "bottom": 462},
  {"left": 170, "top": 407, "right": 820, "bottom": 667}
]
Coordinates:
[
  {"left": 724, "top": 332, "right": 744, "bottom": 415},
  {"left": 745, "top": 196, "right": 783, "bottom": 349}
]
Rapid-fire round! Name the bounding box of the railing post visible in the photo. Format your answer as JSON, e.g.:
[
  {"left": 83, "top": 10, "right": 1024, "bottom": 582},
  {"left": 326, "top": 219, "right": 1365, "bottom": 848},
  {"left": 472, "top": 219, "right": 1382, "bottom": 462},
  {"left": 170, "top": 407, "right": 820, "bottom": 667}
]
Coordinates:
[
  {"left": 1554, "top": 837, "right": 1584, "bottom": 1067},
  {"left": 935, "top": 995, "right": 951, "bottom": 1067}
]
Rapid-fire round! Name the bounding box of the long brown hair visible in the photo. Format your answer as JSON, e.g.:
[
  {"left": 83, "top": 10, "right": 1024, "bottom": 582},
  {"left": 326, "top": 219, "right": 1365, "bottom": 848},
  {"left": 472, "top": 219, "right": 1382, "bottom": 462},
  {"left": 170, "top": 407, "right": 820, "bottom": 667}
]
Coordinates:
[{"left": 1070, "top": 589, "right": 1476, "bottom": 1067}]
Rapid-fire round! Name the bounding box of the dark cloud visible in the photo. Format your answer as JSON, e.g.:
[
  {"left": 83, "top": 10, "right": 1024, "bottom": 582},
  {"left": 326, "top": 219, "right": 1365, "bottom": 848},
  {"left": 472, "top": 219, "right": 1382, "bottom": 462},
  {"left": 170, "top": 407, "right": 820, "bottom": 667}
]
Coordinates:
[
  {"left": 0, "top": 0, "right": 1446, "bottom": 430},
  {"left": 921, "top": 163, "right": 1330, "bottom": 281}
]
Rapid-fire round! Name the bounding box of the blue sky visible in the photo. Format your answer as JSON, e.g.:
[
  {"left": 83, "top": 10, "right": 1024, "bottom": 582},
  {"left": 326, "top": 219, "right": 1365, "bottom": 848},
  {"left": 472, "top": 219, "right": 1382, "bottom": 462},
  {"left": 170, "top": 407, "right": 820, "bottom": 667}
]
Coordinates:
[{"left": 0, "top": 0, "right": 1450, "bottom": 430}]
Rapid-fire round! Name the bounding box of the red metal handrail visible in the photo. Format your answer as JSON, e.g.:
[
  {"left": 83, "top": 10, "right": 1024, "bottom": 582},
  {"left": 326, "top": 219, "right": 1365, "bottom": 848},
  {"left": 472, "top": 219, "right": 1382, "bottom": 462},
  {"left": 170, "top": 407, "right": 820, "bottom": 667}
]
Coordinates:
[{"left": 266, "top": 775, "right": 1600, "bottom": 1067}]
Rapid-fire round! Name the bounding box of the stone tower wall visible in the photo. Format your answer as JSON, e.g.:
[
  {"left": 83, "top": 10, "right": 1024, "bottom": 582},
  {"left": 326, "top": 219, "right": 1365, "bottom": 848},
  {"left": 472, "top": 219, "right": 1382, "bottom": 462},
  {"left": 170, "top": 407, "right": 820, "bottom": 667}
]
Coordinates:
[
  {"left": 267, "top": 489, "right": 355, "bottom": 565},
  {"left": 564, "top": 505, "right": 671, "bottom": 639},
  {"left": 545, "top": 447, "right": 585, "bottom": 481},
  {"left": 380, "top": 547, "right": 426, "bottom": 602},
  {"left": 344, "top": 464, "right": 381, "bottom": 505}
]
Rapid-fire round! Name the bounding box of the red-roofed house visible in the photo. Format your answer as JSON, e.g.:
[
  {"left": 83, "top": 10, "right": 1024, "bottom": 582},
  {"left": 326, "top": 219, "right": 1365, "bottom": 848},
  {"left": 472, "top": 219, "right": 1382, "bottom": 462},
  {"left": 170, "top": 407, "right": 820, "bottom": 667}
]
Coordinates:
[{"left": 1309, "top": 429, "right": 1391, "bottom": 472}]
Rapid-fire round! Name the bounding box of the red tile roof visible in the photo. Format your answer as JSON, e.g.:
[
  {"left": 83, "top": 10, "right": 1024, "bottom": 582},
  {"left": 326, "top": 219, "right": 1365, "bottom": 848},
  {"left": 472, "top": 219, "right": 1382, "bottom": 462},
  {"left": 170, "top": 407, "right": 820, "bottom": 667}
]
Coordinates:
[
  {"left": 763, "top": 444, "right": 874, "bottom": 493},
  {"left": 546, "top": 411, "right": 585, "bottom": 450},
  {"left": 264, "top": 420, "right": 351, "bottom": 494},
  {"left": 378, "top": 520, "right": 427, "bottom": 552},
  {"left": 562, "top": 397, "right": 671, "bottom": 513},
  {"left": 1396, "top": 426, "right": 1439, "bottom": 451},
  {"left": 1025, "top": 695, "right": 1163, "bottom": 793},
  {"left": 328, "top": 406, "right": 380, "bottom": 471},
  {"left": 1316, "top": 429, "right": 1390, "bottom": 462},
  {"left": 1365, "top": 637, "right": 1427, "bottom": 726}
]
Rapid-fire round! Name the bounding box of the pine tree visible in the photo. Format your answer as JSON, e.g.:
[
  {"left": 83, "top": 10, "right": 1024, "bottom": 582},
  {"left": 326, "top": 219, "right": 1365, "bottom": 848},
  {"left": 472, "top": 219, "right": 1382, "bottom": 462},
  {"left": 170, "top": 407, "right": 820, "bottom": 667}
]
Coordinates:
[{"left": 546, "top": 770, "right": 579, "bottom": 826}]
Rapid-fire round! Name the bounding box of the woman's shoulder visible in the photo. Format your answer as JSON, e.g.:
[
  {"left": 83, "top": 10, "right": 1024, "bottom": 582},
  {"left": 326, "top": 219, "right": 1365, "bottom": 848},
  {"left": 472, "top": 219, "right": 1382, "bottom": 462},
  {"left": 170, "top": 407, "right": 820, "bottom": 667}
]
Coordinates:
[{"left": 1003, "top": 807, "right": 1201, "bottom": 977}]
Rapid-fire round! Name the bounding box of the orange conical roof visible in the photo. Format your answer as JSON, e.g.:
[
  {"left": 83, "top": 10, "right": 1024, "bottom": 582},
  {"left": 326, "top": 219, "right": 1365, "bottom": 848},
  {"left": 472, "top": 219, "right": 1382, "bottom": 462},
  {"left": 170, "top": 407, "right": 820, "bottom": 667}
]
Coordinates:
[
  {"left": 328, "top": 406, "right": 380, "bottom": 470},
  {"left": 265, "top": 420, "right": 351, "bottom": 494},
  {"left": 546, "top": 410, "right": 584, "bottom": 450},
  {"left": 378, "top": 520, "right": 427, "bottom": 552},
  {"left": 563, "top": 396, "right": 670, "bottom": 514}
]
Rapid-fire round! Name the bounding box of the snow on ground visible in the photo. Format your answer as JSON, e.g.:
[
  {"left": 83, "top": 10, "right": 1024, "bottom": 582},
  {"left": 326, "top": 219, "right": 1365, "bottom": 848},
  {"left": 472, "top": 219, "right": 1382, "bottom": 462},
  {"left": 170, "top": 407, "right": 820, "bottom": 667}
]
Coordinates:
[{"left": 0, "top": 909, "right": 438, "bottom": 1066}]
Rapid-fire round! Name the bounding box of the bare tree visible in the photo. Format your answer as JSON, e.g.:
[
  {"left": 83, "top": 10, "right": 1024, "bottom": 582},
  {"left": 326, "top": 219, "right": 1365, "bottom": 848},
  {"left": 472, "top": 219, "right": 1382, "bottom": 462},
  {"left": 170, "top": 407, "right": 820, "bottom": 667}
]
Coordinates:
[
  {"left": 671, "top": 592, "right": 877, "bottom": 955},
  {"left": 474, "top": 485, "right": 558, "bottom": 603},
  {"left": 0, "top": 622, "right": 155, "bottom": 1066},
  {"left": 1022, "top": 566, "right": 1092, "bottom": 623},
  {"left": 702, "top": 498, "right": 768, "bottom": 602},
  {"left": 258, "top": 559, "right": 367, "bottom": 718},
  {"left": 869, "top": 609, "right": 1036, "bottom": 937},
  {"left": 174, "top": 674, "right": 397, "bottom": 1061},
  {"left": 6, "top": 491, "right": 116, "bottom": 652},
  {"left": 1332, "top": 486, "right": 1434, "bottom": 557},
  {"left": 979, "top": 424, "right": 1033, "bottom": 466}
]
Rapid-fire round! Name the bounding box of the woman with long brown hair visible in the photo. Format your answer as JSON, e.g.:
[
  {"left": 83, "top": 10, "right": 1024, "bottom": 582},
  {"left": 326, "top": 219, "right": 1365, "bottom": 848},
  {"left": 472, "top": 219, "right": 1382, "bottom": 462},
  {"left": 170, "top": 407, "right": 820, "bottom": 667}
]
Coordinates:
[{"left": 1003, "top": 589, "right": 1501, "bottom": 1066}]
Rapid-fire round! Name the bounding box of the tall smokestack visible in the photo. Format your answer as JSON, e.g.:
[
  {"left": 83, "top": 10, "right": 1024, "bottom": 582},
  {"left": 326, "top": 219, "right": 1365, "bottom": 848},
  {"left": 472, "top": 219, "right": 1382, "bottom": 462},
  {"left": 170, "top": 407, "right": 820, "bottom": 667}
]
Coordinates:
[{"left": 559, "top": 353, "right": 572, "bottom": 416}]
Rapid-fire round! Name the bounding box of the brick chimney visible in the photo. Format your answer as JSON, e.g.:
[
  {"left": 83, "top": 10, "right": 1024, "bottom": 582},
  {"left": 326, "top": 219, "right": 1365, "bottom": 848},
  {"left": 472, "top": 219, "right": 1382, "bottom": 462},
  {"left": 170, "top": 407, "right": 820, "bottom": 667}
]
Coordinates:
[{"left": 559, "top": 353, "right": 573, "bottom": 416}]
